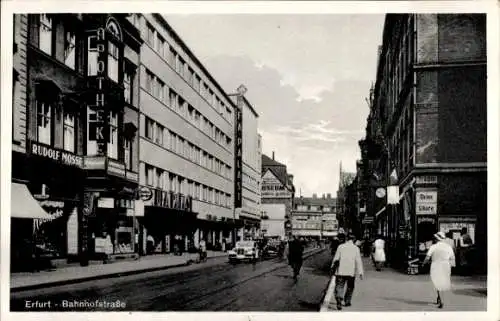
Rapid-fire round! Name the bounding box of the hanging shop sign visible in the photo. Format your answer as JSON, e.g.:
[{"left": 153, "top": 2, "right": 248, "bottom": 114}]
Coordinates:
[
  {"left": 416, "top": 188, "right": 437, "bottom": 215},
  {"left": 234, "top": 103, "right": 243, "bottom": 208},
  {"left": 137, "top": 186, "right": 153, "bottom": 201},
  {"left": 30, "top": 141, "right": 83, "bottom": 168},
  {"left": 97, "top": 197, "right": 115, "bottom": 208}
]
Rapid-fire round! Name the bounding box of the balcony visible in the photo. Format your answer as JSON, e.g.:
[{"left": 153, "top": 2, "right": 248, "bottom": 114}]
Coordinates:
[{"left": 83, "top": 156, "right": 138, "bottom": 182}]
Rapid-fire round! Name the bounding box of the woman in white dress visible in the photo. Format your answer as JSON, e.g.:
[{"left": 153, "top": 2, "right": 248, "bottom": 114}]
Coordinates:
[
  {"left": 372, "top": 236, "right": 386, "bottom": 271},
  {"left": 423, "top": 231, "right": 456, "bottom": 309}
]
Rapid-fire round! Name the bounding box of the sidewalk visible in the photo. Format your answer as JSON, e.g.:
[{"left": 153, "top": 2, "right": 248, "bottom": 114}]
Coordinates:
[
  {"left": 320, "top": 257, "right": 487, "bottom": 311},
  {"left": 11, "top": 250, "right": 226, "bottom": 292}
]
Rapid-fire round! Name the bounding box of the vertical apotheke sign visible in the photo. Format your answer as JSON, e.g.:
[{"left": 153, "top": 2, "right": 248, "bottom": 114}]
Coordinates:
[
  {"left": 234, "top": 99, "right": 243, "bottom": 208},
  {"left": 88, "top": 27, "right": 109, "bottom": 155}
]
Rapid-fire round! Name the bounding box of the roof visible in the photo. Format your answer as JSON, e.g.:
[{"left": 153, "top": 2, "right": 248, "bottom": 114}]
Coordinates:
[
  {"left": 263, "top": 167, "right": 288, "bottom": 188},
  {"left": 262, "top": 154, "right": 285, "bottom": 167},
  {"left": 295, "top": 197, "right": 337, "bottom": 207}
]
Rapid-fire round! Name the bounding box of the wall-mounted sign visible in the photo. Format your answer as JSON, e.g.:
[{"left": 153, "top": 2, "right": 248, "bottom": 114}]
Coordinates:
[
  {"left": 87, "top": 27, "right": 109, "bottom": 155},
  {"left": 416, "top": 188, "right": 437, "bottom": 215},
  {"left": 30, "top": 141, "right": 83, "bottom": 167},
  {"left": 146, "top": 190, "right": 193, "bottom": 212},
  {"left": 234, "top": 102, "right": 243, "bottom": 208},
  {"left": 416, "top": 175, "right": 438, "bottom": 185},
  {"left": 417, "top": 216, "right": 436, "bottom": 224},
  {"left": 97, "top": 197, "right": 115, "bottom": 208}
]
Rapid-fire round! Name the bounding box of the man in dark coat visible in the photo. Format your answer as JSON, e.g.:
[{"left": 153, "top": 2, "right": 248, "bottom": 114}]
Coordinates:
[{"left": 288, "top": 236, "right": 305, "bottom": 281}]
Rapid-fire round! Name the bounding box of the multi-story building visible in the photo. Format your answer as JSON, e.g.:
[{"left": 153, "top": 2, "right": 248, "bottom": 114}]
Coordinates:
[
  {"left": 361, "top": 14, "right": 487, "bottom": 269},
  {"left": 291, "top": 194, "right": 337, "bottom": 239},
  {"left": 11, "top": 14, "right": 142, "bottom": 269},
  {"left": 133, "top": 14, "right": 239, "bottom": 253},
  {"left": 261, "top": 153, "right": 295, "bottom": 238},
  {"left": 229, "top": 86, "right": 262, "bottom": 240},
  {"left": 336, "top": 162, "right": 356, "bottom": 230}
]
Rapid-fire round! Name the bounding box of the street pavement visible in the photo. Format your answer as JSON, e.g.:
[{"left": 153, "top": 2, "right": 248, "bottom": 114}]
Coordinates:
[
  {"left": 10, "top": 247, "right": 331, "bottom": 311},
  {"left": 321, "top": 256, "right": 487, "bottom": 312}
]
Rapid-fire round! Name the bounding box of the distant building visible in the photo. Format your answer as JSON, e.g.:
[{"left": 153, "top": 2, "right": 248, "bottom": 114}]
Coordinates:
[
  {"left": 291, "top": 194, "right": 337, "bottom": 239},
  {"left": 261, "top": 152, "right": 295, "bottom": 238}
]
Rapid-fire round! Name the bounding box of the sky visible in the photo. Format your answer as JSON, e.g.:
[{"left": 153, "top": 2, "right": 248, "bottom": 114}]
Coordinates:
[{"left": 166, "top": 14, "right": 385, "bottom": 197}]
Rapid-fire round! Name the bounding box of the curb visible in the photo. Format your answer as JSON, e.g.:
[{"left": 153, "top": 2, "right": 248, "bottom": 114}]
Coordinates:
[
  {"left": 319, "top": 275, "right": 336, "bottom": 312},
  {"left": 11, "top": 249, "right": 324, "bottom": 293},
  {"left": 10, "top": 254, "right": 226, "bottom": 293}
]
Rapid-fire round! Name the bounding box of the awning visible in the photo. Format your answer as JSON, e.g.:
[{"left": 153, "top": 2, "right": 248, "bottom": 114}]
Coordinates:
[{"left": 11, "top": 183, "right": 53, "bottom": 220}]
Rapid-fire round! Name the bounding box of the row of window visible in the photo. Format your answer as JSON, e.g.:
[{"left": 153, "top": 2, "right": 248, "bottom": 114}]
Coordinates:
[
  {"left": 35, "top": 14, "right": 77, "bottom": 70},
  {"left": 294, "top": 205, "right": 333, "bottom": 211},
  {"left": 144, "top": 117, "right": 232, "bottom": 180},
  {"left": 242, "top": 172, "right": 260, "bottom": 190},
  {"left": 144, "top": 67, "right": 233, "bottom": 151},
  {"left": 141, "top": 15, "right": 234, "bottom": 124},
  {"left": 292, "top": 223, "right": 322, "bottom": 230},
  {"left": 144, "top": 163, "right": 231, "bottom": 208}
]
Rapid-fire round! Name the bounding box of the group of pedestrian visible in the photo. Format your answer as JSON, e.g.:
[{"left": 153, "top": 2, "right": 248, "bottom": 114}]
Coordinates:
[{"left": 327, "top": 228, "right": 472, "bottom": 310}]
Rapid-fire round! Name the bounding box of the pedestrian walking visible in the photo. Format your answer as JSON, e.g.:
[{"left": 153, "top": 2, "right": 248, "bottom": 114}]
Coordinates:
[
  {"left": 288, "top": 236, "right": 305, "bottom": 281},
  {"left": 362, "top": 237, "right": 371, "bottom": 257},
  {"left": 330, "top": 233, "right": 364, "bottom": 310},
  {"left": 199, "top": 238, "right": 207, "bottom": 262},
  {"left": 423, "top": 231, "right": 456, "bottom": 309},
  {"left": 372, "top": 235, "right": 386, "bottom": 271}
]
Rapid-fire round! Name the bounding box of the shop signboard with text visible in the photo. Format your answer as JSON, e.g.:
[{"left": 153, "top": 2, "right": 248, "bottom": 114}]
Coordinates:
[
  {"left": 234, "top": 103, "right": 243, "bottom": 208},
  {"left": 29, "top": 141, "right": 83, "bottom": 168},
  {"left": 144, "top": 189, "right": 193, "bottom": 212},
  {"left": 416, "top": 188, "right": 437, "bottom": 215},
  {"left": 262, "top": 170, "right": 292, "bottom": 199}
]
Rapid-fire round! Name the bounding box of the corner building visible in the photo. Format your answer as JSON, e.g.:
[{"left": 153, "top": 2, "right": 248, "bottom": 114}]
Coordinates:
[
  {"left": 133, "top": 14, "right": 238, "bottom": 253},
  {"left": 364, "top": 14, "right": 486, "bottom": 270},
  {"left": 11, "top": 14, "right": 142, "bottom": 268}
]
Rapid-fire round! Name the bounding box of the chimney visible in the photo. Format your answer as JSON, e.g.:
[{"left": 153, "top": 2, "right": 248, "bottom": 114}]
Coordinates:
[{"left": 272, "top": 151, "right": 275, "bottom": 160}]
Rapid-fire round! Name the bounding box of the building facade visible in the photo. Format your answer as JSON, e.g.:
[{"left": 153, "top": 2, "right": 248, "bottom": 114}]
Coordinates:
[
  {"left": 229, "top": 86, "right": 262, "bottom": 240},
  {"left": 11, "top": 14, "right": 143, "bottom": 269},
  {"left": 133, "top": 14, "right": 239, "bottom": 253},
  {"left": 291, "top": 194, "right": 337, "bottom": 239},
  {"left": 360, "top": 14, "right": 487, "bottom": 270},
  {"left": 260, "top": 203, "right": 286, "bottom": 239},
  {"left": 336, "top": 163, "right": 356, "bottom": 231},
  {"left": 261, "top": 153, "right": 295, "bottom": 238}
]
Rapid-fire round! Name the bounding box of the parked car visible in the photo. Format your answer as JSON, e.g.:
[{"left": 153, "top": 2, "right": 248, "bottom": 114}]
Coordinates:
[{"left": 228, "top": 241, "right": 260, "bottom": 263}]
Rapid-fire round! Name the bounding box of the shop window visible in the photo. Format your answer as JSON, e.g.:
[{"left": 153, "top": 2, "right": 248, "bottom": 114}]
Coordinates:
[
  {"left": 39, "top": 14, "right": 53, "bottom": 55},
  {"left": 36, "top": 100, "right": 52, "bottom": 145},
  {"left": 64, "top": 29, "right": 76, "bottom": 69},
  {"left": 63, "top": 112, "right": 75, "bottom": 152},
  {"left": 107, "top": 111, "right": 119, "bottom": 159}
]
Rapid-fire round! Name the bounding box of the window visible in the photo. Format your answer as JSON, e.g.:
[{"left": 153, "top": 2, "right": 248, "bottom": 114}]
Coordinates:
[
  {"left": 156, "top": 169, "right": 164, "bottom": 188},
  {"left": 87, "top": 36, "right": 98, "bottom": 76},
  {"left": 194, "top": 75, "right": 201, "bottom": 92},
  {"left": 146, "top": 164, "right": 155, "bottom": 186},
  {"left": 171, "top": 132, "right": 177, "bottom": 151},
  {"left": 178, "top": 96, "right": 185, "bottom": 115},
  {"left": 146, "top": 71, "right": 154, "bottom": 95},
  {"left": 123, "top": 62, "right": 135, "bottom": 104},
  {"left": 64, "top": 29, "right": 76, "bottom": 69},
  {"left": 63, "top": 113, "right": 75, "bottom": 152},
  {"left": 164, "top": 129, "right": 171, "bottom": 150},
  {"left": 145, "top": 117, "right": 154, "bottom": 140},
  {"left": 39, "top": 14, "right": 53, "bottom": 55},
  {"left": 156, "top": 34, "right": 165, "bottom": 55},
  {"left": 168, "top": 47, "right": 176, "bottom": 67},
  {"left": 156, "top": 123, "right": 164, "bottom": 145},
  {"left": 37, "top": 101, "right": 52, "bottom": 145},
  {"left": 157, "top": 79, "right": 165, "bottom": 102},
  {"left": 108, "top": 42, "right": 119, "bottom": 82},
  {"left": 169, "top": 90, "right": 177, "bottom": 109},
  {"left": 188, "top": 68, "right": 194, "bottom": 85},
  {"left": 124, "top": 138, "right": 132, "bottom": 170},
  {"left": 108, "top": 111, "right": 118, "bottom": 159},
  {"left": 147, "top": 24, "right": 155, "bottom": 48}
]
